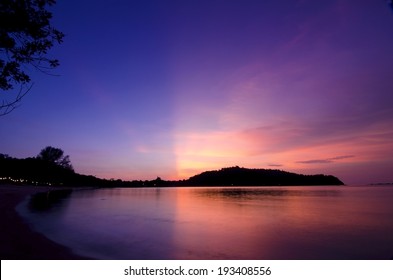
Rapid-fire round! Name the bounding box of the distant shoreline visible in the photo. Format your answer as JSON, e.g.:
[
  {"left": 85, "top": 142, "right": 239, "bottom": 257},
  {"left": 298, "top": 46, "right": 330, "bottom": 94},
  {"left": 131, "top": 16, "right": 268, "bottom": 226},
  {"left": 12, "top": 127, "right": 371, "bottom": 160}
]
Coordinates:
[{"left": 0, "top": 185, "right": 90, "bottom": 260}]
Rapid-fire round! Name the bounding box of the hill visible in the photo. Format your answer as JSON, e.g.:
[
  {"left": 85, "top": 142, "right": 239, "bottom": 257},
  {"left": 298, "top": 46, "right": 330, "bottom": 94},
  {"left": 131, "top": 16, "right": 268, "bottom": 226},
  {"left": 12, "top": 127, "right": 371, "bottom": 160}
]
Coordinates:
[{"left": 184, "top": 166, "right": 344, "bottom": 186}]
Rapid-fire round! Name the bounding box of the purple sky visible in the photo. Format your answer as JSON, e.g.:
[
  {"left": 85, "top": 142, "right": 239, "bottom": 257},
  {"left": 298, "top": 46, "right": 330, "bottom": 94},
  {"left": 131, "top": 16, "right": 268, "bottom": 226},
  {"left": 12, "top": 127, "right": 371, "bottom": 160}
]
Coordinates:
[{"left": 1, "top": 0, "right": 393, "bottom": 184}]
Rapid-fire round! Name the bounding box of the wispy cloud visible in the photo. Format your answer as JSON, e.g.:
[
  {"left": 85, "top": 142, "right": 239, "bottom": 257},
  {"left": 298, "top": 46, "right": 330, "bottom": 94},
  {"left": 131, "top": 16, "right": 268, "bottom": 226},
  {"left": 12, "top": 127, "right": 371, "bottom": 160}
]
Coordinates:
[
  {"left": 297, "top": 155, "right": 355, "bottom": 164},
  {"left": 268, "top": 164, "right": 283, "bottom": 167}
]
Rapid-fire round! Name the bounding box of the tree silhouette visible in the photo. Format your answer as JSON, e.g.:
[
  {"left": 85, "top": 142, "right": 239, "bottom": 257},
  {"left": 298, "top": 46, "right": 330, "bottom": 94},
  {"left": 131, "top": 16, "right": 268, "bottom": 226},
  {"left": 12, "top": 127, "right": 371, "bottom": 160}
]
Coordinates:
[
  {"left": 0, "top": 0, "right": 64, "bottom": 115},
  {"left": 37, "top": 146, "right": 73, "bottom": 171}
]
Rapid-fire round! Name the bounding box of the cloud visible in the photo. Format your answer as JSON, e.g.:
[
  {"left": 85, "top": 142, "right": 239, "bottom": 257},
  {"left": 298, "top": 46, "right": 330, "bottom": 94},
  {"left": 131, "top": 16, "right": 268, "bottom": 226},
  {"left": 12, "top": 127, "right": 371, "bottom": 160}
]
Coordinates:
[
  {"left": 297, "top": 159, "right": 333, "bottom": 164},
  {"left": 267, "top": 164, "right": 283, "bottom": 167},
  {"left": 329, "top": 155, "right": 355, "bottom": 161},
  {"left": 297, "top": 155, "right": 355, "bottom": 164}
]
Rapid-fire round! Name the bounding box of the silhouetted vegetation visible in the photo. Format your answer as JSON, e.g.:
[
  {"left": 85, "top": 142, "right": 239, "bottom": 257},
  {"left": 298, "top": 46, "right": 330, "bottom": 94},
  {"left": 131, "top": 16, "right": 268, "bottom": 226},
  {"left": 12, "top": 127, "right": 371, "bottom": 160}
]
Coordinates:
[
  {"left": 1, "top": 149, "right": 344, "bottom": 187},
  {"left": 184, "top": 166, "right": 344, "bottom": 186},
  {"left": 0, "top": 0, "right": 64, "bottom": 115},
  {"left": 37, "top": 146, "right": 73, "bottom": 171},
  {"left": 0, "top": 149, "right": 114, "bottom": 187}
]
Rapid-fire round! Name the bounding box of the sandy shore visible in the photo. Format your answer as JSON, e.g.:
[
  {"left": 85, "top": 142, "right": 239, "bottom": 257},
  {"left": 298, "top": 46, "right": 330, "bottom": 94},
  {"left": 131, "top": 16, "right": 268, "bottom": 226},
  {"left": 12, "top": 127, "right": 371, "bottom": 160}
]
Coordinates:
[{"left": 0, "top": 185, "right": 90, "bottom": 260}]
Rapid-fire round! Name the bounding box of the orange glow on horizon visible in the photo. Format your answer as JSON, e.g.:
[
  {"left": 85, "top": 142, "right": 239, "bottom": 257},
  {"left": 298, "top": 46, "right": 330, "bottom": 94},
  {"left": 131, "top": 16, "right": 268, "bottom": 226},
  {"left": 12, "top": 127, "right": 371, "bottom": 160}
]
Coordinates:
[{"left": 170, "top": 119, "right": 393, "bottom": 183}]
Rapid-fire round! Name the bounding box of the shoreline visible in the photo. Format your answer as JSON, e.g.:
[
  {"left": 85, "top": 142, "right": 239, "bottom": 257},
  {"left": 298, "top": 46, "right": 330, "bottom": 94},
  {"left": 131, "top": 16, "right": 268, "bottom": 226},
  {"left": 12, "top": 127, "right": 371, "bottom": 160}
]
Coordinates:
[{"left": 0, "top": 185, "right": 91, "bottom": 260}]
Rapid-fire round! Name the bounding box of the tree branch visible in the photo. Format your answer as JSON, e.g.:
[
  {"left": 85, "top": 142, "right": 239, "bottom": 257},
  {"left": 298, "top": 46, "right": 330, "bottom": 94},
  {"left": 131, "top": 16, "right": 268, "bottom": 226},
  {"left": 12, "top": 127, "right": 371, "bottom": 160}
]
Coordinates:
[{"left": 0, "top": 83, "right": 33, "bottom": 116}]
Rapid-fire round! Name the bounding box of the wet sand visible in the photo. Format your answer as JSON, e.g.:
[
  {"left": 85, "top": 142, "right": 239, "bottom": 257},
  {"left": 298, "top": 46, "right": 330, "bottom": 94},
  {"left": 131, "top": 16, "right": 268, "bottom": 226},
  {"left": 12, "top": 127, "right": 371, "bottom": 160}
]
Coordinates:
[{"left": 0, "top": 185, "right": 90, "bottom": 260}]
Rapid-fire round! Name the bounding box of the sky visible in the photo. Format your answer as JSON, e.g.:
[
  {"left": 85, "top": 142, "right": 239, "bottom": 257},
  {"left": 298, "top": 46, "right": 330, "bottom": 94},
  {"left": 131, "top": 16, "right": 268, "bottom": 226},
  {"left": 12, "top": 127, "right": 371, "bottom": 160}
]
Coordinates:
[{"left": 1, "top": 0, "right": 393, "bottom": 185}]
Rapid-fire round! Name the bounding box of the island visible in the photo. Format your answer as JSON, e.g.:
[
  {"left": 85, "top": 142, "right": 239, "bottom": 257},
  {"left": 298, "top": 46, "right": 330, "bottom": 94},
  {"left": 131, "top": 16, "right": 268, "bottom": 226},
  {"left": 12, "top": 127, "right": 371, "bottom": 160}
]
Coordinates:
[{"left": 183, "top": 166, "right": 344, "bottom": 186}]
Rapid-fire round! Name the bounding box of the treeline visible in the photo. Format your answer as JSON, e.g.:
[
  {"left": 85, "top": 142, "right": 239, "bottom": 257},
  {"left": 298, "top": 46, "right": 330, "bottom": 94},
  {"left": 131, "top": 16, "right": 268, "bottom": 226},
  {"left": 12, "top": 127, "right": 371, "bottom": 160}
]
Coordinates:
[
  {"left": 0, "top": 154, "right": 111, "bottom": 187},
  {"left": 0, "top": 149, "right": 172, "bottom": 187},
  {"left": 1, "top": 149, "right": 344, "bottom": 187}
]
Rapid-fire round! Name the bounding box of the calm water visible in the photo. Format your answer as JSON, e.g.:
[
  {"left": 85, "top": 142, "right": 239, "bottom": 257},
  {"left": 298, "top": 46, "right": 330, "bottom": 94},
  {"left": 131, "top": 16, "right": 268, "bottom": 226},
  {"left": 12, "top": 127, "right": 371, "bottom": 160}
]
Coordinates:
[{"left": 18, "top": 186, "right": 393, "bottom": 259}]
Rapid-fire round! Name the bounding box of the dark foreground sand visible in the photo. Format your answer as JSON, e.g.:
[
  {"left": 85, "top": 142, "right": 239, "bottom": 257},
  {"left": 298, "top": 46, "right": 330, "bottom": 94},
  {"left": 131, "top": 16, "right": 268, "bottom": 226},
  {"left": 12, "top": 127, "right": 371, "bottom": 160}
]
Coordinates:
[{"left": 0, "top": 185, "right": 90, "bottom": 260}]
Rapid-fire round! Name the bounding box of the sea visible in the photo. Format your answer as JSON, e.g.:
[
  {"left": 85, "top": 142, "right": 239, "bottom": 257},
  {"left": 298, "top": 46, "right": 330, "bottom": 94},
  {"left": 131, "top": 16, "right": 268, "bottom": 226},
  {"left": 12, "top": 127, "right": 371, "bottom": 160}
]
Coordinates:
[{"left": 17, "top": 185, "right": 393, "bottom": 260}]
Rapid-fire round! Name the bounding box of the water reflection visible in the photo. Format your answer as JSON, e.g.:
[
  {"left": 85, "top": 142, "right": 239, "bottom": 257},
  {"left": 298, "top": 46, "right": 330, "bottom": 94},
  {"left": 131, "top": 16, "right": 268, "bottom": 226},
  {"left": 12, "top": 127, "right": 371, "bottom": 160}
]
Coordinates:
[
  {"left": 195, "top": 187, "right": 341, "bottom": 200},
  {"left": 21, "top": 186, "right": 393, "bottom": 260},
  {"left": 28, "top": 189, "right": 73, "bottom": 212}
]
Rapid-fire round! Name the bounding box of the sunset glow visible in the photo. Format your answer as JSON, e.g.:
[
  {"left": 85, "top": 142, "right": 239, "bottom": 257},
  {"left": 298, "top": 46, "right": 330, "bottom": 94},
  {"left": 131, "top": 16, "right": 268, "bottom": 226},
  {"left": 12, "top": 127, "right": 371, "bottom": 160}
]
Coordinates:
[{"left": 1, "top": 0, "right": 393, "bottom": 184}]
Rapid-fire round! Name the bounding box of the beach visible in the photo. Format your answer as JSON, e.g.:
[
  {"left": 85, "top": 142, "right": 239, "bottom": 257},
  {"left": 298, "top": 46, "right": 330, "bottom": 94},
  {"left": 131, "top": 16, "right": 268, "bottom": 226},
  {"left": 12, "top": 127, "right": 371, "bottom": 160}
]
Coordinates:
[{"left": 0, "top": 185, "right": 89, "bottom": 260}]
